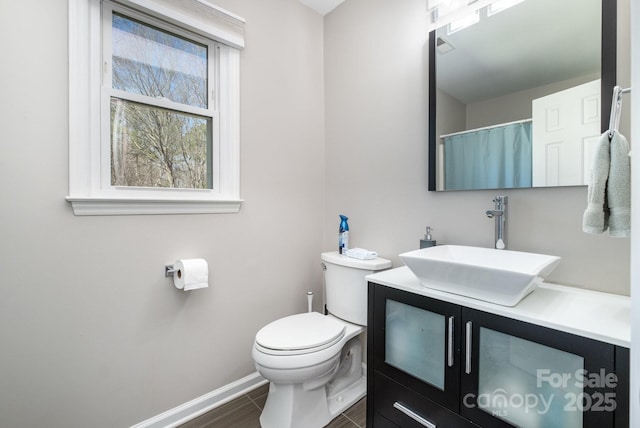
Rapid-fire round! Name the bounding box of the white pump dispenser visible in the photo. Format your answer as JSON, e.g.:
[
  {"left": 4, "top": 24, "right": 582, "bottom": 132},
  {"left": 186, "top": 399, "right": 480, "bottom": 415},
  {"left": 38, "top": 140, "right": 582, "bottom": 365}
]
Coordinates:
[{"left": 420, "top": 226, "right": 437, "bottom": 248}]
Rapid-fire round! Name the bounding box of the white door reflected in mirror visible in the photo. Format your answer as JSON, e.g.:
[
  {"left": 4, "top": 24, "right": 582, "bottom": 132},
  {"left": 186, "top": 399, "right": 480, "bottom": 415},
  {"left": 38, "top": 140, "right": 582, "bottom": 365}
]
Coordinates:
[{"left": 532, "top": 80, "right": 601, "bottom": 187}]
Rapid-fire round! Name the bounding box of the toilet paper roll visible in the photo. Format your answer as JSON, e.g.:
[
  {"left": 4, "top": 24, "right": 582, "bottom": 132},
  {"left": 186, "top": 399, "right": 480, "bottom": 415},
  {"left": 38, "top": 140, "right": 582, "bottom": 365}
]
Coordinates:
[{"left": 173, "top": 259, "right": 208, "bottom": 291}]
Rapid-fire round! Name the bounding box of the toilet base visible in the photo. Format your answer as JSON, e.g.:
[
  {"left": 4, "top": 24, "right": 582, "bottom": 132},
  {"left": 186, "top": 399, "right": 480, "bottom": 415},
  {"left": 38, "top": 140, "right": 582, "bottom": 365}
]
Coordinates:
[
  {"left": 256, "top": 318, "right": 367, "bottom": 428},
  {"left": 327, "top": 371, "right": 366, "bottom": 418},
  {"left": 259, "top": 372, "right": 366, "bottom": 428}
]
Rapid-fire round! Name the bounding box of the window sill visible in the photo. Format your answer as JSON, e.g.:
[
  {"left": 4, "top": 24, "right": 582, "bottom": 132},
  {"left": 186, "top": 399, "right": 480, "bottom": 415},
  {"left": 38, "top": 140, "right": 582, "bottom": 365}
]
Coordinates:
[{"left": 66, "top": 196, "right": 243, "bottom": 216}]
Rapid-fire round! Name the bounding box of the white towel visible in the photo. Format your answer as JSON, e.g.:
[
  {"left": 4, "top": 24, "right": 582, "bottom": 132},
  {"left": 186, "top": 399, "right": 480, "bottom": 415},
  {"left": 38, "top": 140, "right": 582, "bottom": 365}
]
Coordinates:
[
  {"left": 582, "top": 130, "right": 631, "bottom": 237},
  {"left": 607, "top": 130, "right": 631, "bottom": 237},
  {"left": 582, "top": 132, "right": 610, "bottom": 234},
  {"left": 344, "top": 248, "right": 378, "bottom": 260}
]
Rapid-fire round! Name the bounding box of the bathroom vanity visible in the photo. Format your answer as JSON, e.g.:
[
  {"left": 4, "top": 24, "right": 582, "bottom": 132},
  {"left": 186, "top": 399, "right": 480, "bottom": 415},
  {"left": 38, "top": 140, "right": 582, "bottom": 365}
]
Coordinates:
[{"left": 366, "top": 267, "right": 630, "bottom": 428}]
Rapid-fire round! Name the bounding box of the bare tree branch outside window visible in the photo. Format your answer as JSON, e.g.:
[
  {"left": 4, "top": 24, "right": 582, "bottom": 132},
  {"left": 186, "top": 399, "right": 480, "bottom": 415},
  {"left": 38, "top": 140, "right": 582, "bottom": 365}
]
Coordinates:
[{"left": 110, "top": 13, "right": 212, "bottom": 189}]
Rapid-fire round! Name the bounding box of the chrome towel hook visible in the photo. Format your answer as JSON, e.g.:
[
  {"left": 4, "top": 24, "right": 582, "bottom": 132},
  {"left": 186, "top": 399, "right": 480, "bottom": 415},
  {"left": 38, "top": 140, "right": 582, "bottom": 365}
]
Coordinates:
[{"left": 608, "top": 85, "right": 631, "bottom": 138}]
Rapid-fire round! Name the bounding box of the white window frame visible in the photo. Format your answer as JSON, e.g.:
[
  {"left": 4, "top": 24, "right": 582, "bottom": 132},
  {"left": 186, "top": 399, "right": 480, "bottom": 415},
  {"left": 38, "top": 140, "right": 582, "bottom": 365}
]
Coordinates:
[{"left": 67, "top": 0, "right": 244, "bottom": 215}]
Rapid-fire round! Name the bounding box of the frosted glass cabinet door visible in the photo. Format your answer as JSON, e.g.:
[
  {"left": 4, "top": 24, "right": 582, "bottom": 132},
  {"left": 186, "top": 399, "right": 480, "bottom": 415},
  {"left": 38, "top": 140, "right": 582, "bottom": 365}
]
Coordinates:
[
  {"left": 461, "top": 307, "right": 616, "bottom": 428},
  {"left": 476, "top": 327, "right": 584, "bottom": 428},
  {"left": 372, "top": 284, "right": 461, "bottom": 411},
  {"left": 385, "top": 299, "right": 445, "bottom": 389}
]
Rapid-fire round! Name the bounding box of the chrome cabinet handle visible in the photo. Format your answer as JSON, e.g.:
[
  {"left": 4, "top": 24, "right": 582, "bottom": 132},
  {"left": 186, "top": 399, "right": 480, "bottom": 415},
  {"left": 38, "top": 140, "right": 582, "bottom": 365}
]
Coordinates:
[
  {"left": 447, "top": 316, "right": 454, "bottom": 367},
  {"left": 393, "top": 402, "right": 437, "bottom": 428},
  {"left": 465, "top": 321, "right": 472, "bottom": 374}
]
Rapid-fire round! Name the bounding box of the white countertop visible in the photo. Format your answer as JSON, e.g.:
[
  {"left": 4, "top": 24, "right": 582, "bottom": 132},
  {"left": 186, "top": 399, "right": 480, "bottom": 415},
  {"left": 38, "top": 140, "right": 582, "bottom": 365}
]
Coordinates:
[{"left": 367, "top": 267, "right": 631, "bottom": 348}]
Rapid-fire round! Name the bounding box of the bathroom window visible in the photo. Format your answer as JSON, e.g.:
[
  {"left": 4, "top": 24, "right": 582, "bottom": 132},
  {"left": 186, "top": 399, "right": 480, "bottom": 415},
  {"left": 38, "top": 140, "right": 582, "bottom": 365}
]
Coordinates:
[
  {"left": 67, "top": 0, "right": 244, "bottom": 215},
  {"left": 107, "top": 11, "right": 213, "bottom": 190}
]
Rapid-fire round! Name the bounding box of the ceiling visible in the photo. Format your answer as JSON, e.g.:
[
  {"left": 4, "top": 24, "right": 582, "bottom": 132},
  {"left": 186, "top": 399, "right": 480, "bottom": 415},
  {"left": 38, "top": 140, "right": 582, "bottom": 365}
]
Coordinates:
[
  {"left": 436, "top": 0, "right": 601, "bottom": 104},
  {"left": 298, "top": 0, "right": 345, "bottom": 15}
]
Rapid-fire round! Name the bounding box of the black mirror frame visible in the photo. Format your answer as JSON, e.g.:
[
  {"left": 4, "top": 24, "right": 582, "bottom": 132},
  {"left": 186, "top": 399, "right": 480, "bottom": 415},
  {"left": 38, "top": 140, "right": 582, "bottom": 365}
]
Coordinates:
[{"left": 428, "top": 0, "right": 617, "bottom": 191}]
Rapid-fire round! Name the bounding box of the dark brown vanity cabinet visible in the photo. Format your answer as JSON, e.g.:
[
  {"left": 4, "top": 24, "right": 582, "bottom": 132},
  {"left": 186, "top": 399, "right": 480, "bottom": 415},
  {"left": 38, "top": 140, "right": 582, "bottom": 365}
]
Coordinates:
[{"left": 367, "top": 282, "right": 629, "bottom": 428}]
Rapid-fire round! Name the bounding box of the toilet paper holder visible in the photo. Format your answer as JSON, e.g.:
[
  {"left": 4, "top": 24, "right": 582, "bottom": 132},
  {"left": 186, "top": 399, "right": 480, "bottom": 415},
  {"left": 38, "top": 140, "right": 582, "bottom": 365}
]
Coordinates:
[{"left": 165, "top": 265, "right": 177, "bottom": 278}]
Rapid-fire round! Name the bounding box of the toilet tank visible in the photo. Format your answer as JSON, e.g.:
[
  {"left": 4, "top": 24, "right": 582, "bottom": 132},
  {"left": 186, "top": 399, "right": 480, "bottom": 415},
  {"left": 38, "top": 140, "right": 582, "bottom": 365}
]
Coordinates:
[{"left": 321, "top": 252, "right": 392, "bottom": 326}]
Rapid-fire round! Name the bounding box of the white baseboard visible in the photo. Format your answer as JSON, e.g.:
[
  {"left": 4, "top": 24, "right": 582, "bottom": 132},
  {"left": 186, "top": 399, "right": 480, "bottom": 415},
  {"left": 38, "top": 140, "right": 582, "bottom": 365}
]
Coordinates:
[{"left": 130, "top": 372, "right": 268, "bottom": 428}]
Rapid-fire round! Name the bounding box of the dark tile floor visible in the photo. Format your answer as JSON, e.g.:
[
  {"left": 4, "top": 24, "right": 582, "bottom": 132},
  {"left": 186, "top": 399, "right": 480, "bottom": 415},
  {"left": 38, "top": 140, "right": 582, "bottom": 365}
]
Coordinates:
[{"left": 179, "top": 383, "right": 366, "bottom": 428}]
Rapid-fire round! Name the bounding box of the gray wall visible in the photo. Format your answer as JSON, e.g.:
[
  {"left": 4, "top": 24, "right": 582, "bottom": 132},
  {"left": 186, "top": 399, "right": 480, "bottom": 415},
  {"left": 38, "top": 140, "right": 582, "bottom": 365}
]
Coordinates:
[
  {"left": 0, "top": 0, "right": 325, "bottom": 426},
  {"left": 324, "top": 0, "right": 630, "bottom": 295},
  {"left": 466, "top": 73, "right": 601, "bottom": 129}
]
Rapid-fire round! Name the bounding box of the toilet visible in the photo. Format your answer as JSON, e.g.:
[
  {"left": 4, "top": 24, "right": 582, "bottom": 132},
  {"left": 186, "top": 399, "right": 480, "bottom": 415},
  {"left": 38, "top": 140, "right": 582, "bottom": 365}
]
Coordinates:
[{"left": 252, "top": 251, "right": 392, "bottom": 428}]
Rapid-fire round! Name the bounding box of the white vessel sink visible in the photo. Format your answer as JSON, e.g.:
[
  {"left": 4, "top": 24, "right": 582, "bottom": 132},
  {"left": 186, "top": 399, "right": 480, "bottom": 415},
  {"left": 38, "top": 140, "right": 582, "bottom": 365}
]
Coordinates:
[{"left": 399, "top": 245, "right": 561, "bottom": 306}]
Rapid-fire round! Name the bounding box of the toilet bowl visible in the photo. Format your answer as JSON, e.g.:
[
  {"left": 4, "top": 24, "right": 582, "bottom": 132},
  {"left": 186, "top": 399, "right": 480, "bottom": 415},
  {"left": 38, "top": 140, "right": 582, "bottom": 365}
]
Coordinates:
[{"left": 252, "top": 252, "right": 391, "bottom": 428}]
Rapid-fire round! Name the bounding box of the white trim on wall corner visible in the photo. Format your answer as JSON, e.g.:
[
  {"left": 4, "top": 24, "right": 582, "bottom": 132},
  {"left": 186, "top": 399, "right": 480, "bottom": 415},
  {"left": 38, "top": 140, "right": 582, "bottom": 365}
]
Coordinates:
[
  {"left": 630, "top": 0, "right": 640, "bottom": 425},
  {"left": 130, "top": 372, "right": 267, "bottom": 428}
]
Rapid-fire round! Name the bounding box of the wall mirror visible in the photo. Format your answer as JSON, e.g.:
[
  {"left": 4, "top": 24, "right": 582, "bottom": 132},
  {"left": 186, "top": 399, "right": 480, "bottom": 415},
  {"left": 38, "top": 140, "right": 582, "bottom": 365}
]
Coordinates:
[{"left": 428, "top": 0, "right": 617, "bottom": 191}]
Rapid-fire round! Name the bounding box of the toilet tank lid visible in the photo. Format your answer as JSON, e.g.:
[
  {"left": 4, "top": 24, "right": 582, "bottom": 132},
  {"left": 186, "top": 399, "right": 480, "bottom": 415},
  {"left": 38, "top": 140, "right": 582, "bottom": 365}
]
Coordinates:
[{"left": 321, "top": 251, "right": 392, "bottom": 271}]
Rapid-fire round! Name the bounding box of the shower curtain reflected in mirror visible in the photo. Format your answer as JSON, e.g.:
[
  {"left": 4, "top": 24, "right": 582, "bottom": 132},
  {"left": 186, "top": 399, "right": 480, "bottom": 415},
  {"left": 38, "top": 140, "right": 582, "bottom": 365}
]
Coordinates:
[{"left": 443, "top": 121, "right": 532, "bottom": 191}]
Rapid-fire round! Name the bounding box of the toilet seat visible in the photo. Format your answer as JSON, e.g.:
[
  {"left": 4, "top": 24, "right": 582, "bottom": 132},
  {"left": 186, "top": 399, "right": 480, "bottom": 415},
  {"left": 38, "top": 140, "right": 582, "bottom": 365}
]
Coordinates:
[{"left": 255, "top": 312, "right": 346, "bottom": 356}]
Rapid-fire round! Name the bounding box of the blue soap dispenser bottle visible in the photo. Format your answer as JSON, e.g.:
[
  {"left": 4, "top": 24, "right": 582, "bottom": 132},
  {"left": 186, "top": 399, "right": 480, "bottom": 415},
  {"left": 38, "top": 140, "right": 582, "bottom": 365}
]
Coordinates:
[{"left": 339, "top": 215, "right": 349, "bottom": 254}]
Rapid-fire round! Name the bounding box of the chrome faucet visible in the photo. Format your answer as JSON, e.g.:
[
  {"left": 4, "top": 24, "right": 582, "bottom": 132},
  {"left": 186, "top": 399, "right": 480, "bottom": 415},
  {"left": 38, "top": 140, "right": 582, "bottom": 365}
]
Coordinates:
[{"left": 485, "top": 196, "right": 507, "bottom": 250}]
